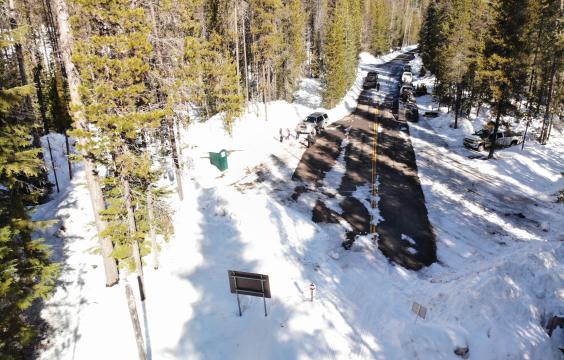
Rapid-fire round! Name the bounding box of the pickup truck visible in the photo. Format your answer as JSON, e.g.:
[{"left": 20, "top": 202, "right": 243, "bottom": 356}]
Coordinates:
[
  {"left": 295, "top": 112, "right": 329, "bottom": 137},
  {"left": 463, "top": 129, "right": 524, "bottom": 151}
]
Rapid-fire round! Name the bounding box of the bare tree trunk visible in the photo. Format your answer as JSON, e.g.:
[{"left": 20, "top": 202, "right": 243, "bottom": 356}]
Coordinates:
[
  {"left": 125, "top": 280, "right": 147, "bottom": 360},
  {"left": 65, "top": 131, "right": 73, "bottom": 179},
  {"left": 453, "top": 83, "right": 462, "bottom": 129},
  {"left": 521, "top": 117, "right": 530, "bottom": 151},
  {"left": 46, "top": 136, "right": 60, "bottom": 193},
  {"left": 540, "top": 57, "right": 557, "bottom": 144},
  {"left": 175, "top": 117, "right": 183, "bottom": 157},
  {"left": 168, "top": 118, "right": 184, "bottom": 200},
  {"left": 53, "top": 0, "right": 119, "bottom": 286},
  {"left": 234, "top": 5, "right": 241, "bottom": 95},
  {"left": 147, "top": 190, "right": 158, "bottom": 270},
  {"left": 122, "top": 175, "right": 143, "bottom": 279},
  {"left": 242, "top": 13, "right": 249, "bottom": 102},
  {"left": 488, "top": 100, "right": 503, "bottom": 160}
]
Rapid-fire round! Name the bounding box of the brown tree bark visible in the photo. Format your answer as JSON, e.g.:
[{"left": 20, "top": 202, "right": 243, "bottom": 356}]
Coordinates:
[{"left": 53, "top": 0, "right": 119, "bottom": 286}]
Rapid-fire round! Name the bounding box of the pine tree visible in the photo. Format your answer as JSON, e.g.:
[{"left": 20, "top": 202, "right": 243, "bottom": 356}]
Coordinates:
[
  {"left": 323, "top": 0, "right": 358, "bottom": 107},
  {"left": 419, "top": 1, "right": 446, "bottom": 76},
  {"left": 69, "top": 0, "right": 171, "bottom": 271},
  {"left": 479, "top": 0, "right": 530, "bottom": 158},
  {"left": 278, "top": 0, "right": 306, "bottom": 100},
  {"left": 0, "top": 82, "right": 59, "bottom": 359},
  {"left": 323, "top": 0, "right": 347, "bottom": 106},
  {"left": 203, "top": 32, "right": 244, "bottom": 131},
  {"left": 367, "top": 0, "right": 390, "bottom": 55},
  {"left": 249, "top": 0, "right": 284, "bottom": 102}
]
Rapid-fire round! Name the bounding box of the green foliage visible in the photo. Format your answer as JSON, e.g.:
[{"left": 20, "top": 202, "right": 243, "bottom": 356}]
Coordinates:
[
  {"left": 479, "top": 0, "right": 530, "bottom": 106},
  {"left": 277, "top": 0, "right": 307, "bottom": 100},
  {"left": 0, "top": 69, "right": 59, "bottom": 359},
  {"left": 367, "top": 0, "right": 390, "bottom": 55},
  {"left": 70, "top": 0, "right": 172, "bottom": 268},
  {"left": 203, "top": 33, "right": 244, "bottom": 131},
  {"left": 47, "top": 70, "right": 72, "bottom": 135},
  {"left": 323, "top": 0, "right": 359, "bottom": 107}
]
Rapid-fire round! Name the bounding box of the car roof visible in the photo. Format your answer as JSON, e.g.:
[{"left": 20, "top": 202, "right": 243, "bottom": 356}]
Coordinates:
[{"left": 308, "top": 112, "right": 326, "bottom": 117}]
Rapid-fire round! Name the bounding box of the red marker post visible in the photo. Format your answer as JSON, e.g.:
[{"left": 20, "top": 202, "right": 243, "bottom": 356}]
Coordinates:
[{"left": 309, "top": 282, "right": 316, "bottom": 302}]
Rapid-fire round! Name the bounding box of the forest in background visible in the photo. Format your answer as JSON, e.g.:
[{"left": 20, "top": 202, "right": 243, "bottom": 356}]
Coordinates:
[
  {"left": 419, "top": 0, "right": 562, "bottom": 158},
  {"left": 0, "top": 0, "right": 426, "bottom": 357}
]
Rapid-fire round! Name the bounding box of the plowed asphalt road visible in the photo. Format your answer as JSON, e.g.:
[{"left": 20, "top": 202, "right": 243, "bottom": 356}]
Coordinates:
[{"left": 292, "top": 51, "right": 436, "bottom": 270}]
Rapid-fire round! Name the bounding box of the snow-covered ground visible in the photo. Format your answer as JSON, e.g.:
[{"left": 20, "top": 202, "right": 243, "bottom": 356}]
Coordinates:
[{"left": 34, "top": 46, "right": 563, "bottom": 360}]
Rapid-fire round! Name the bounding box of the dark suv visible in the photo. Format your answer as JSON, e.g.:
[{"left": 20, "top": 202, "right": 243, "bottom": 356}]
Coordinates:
[{"left": 363, "top": 71, "right": 379, "bottom": 89}]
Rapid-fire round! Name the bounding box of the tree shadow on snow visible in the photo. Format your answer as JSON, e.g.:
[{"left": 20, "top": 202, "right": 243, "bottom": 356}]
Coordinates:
[{"left": 168, "top": 187, "right": 336, "bottom": 359}]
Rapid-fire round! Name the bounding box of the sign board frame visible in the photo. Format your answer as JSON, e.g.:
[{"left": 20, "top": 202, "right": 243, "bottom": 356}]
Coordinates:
[
  {"left": 228, "top": 270, "right": 271, "bottom": 316},
  {"left": 411, "top": 302, "right": 427, "bottom": 322}
]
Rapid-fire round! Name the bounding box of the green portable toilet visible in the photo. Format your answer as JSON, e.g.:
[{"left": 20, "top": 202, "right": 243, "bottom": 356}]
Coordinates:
[{"left": 209, "top": 149, "right": 229, "bottom": 171}]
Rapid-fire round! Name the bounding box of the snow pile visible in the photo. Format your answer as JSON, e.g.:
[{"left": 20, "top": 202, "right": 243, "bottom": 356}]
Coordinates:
[{"left": 406, "top": 52, "right": 564, "bottom": 358}]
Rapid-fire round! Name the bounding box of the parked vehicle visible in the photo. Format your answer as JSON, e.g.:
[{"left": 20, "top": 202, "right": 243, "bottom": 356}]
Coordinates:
[
  {"left": 405, "top": 103, "right": 419, "bottom": 122},
  {"left": 401, "top": 71, "right": 413, "bottom": 84},
  {"left": 295, "top": 112, "right": 329, "bottom": 136},
  {"left": 400, "top": 84, "right": 413, "bottom": 99},
  {"left": 463, "top": 129, "right": 524, "bottom": 151},
  {"left": 363, "top": 71, "right": 379, "bottom": 89}
]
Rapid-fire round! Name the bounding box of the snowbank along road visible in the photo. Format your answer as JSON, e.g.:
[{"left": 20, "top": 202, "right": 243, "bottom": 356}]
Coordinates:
[{"left": 292, "top": 51, "right": 436, "bottom": 270}]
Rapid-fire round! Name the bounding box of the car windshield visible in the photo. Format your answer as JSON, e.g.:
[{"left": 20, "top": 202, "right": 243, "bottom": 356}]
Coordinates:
[
  {"left": 474, "top": 129, "right": 489, "bottom": 138},
  {"left": 306, "top": 116, "right": 317, "bottom": 123}
]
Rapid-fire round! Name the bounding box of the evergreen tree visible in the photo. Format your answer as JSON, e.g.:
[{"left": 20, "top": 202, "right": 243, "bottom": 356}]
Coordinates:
[
  {"left": 323, "top": 0, "right": 348, "bottom": 106},
  {"left": 0, "top": 83, "right": 59, "bottom": 359},
  {"left": 367, "top": 0, "right": 390, "bottom": 55},
  {"left": 479, "top": 0, "right": 530, "bottom": 158},
  {"left": 70, "top": 0, "right": 172, "bottom": 270},
  {"left": 323, "top": 0, "right": 358, "bottom": 107},
  {"left": 203, "top": 32, "right": 244, "bottom": 131},
  {"left": 278, "top": 0, "right": 307, "bottom": 100},
  {"left": 249, "top": 0, "right": 284, "bottom": 101}
]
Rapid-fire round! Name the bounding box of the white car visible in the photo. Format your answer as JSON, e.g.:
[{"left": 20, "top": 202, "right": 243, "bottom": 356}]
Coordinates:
[
  {"left": 401, "top": 71, "right": 413, "bottom": 84},
  {"left": 295, "top": 112, "right": 329, "bottom": 136}
]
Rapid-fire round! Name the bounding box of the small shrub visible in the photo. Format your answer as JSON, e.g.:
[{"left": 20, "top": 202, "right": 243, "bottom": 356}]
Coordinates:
[
  {"left": 419, "top": 66, "right": 427, "bottom": 77},
  {"left": 415, "top": 84, "right": 427, "bottom": 96}
]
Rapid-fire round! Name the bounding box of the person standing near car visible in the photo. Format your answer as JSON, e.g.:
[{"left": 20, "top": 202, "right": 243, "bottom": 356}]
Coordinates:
[{"left": 306, "top": 131, "right": 314, "bottom": 148}]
